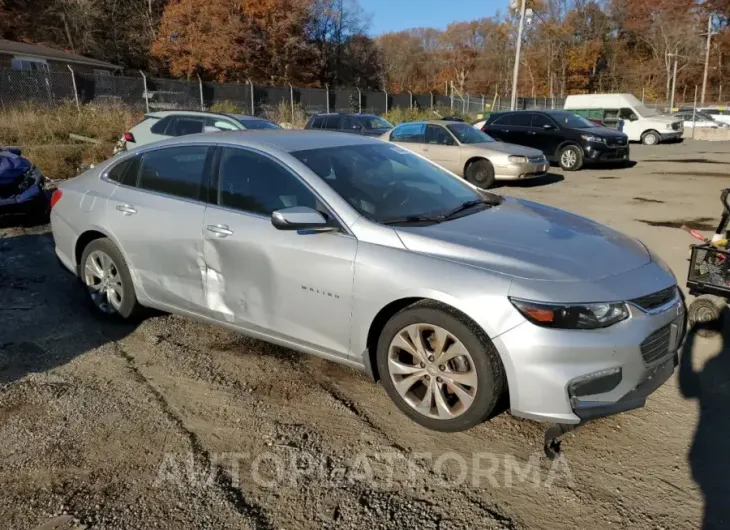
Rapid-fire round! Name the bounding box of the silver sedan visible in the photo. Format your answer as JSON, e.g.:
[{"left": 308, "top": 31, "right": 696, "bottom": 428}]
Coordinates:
[{"left": 50, "top": 131, "right": 683, "bottom": 436}]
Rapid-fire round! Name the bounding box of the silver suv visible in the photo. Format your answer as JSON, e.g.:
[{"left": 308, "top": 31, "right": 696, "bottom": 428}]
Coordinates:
[{"left": 51, "top": 131, "right": 683, "bottom": 435}]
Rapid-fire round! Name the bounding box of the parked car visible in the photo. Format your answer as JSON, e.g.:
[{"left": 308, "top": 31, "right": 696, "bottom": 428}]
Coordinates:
[
  {"left": 50, "top": 131, "right": 683, "bottom": 437},
  {"left": 117, "top": 111, "right": 282, "bottom": 151},
  {"left": 0, "top": 147, "right": 50, "bottom": 223},
  {"left": 564, "top": 93, "right": 683, "bottom": 144},
  {"left": 481, "top": 110, "right": 630, "bottom": 171},
  {"left": 670, "top": 110, "right": 728, "bottom": 129},
  {"left": 304, "top": 113, "right": 393, "bottom": 137},
  {"left": 381, "top": 120, "right": 547, "bottom": 188},
  {"left": 698, "top": 107, "right": 730, "bottom": 126}
]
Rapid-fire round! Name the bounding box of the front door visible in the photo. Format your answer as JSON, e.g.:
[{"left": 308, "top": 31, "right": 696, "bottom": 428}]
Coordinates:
[
  {"left": 423, "top": 124, "right": 462, "bottom": 174},
  {"left": 105, "top": 145, "right": 212, "bottom": 312},
  {"left": 528, "top": 113, "right": 562, "bottom": 158},
  {"left": 202, "top": 146, "right": 357, "bottom": 357}
]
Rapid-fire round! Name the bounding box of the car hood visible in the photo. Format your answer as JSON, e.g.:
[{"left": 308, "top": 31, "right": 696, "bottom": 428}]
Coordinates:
[
  {"left": 470, "top": 142, "right": 544, "bottom": 157},
  {"left": 645, "top": 115, "right": 680, "bottom": 124},
  {"left": 394, "top": 196, "right": 650, "bottom": 282},
  {"left": 579, "top": 127, "right": 627, "bottom": 138}
]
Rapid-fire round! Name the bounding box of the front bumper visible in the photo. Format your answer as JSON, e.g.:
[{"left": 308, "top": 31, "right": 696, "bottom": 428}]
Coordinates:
[
  {"left": 661, "top": 131, "right": 683, "bottom": 141},
  {"left": 493, "top": 289, "right": 684, "bottom": 424},
  {"left": 495, "top": 160, "right": 549, "bottom": 180},
  {"left": 584, "top": 144, "right": 630, "bottom": 162}
]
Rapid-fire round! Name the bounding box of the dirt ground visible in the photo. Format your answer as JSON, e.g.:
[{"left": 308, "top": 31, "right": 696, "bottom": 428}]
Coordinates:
[{"left": 1, "top": 140, "right": 729, "bottom": 530}]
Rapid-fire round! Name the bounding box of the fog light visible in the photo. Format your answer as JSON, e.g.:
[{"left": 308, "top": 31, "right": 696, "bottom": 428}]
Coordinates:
[{"left": 568, "top": 367, "right": 622, "bottom": 398}]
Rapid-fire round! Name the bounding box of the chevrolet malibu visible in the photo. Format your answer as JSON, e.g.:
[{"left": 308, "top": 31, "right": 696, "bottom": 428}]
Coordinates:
[{"left": 50, "top": 131, "right": 684, "bottom": 437}]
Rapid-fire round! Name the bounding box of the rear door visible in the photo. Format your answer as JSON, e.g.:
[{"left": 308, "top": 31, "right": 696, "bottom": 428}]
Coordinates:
[
  {"left": 389, "top": 123, "right": 426, "bottom": 155},
  {"left": 202, "top": 146, "right": 357, "bottom": 356},
  {"left": 323, "top": 115, "right": 344, "bottom": 132},
  {"left": 529, "top": 113, "right": 561, "bottom": 157},
  {"left": 423, "top": 124, "right": 462, "bottom": 173},
  {"left": 104, "top": 145, "right": 212, "bottom": 313}
]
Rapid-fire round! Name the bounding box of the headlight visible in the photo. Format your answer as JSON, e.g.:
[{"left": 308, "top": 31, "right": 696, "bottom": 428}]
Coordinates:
[
  {"left": 510, "top": 298, "right": 629, "bottom": 329},
  {"left": 666, "top": 123, "right": 674, "bottom": 130},
  {"left": 508, "top": 155, "right": 527, "bottom": 163},
  {"left": 580, "top": 134, "right": 605, "bottom": 143}
]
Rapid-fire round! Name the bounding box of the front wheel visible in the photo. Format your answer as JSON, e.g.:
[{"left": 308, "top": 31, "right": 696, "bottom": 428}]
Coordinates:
[
  {"left": 80, "top": 238, "right": 141, "bottom": 319},
  {"left": 641, "top": 130, "right": 661, "bottom": 145},
  {"left": 465, "top": 159, "right": 496, "bottom": 189},
  {"left": 376, "top": 302, "right": 505, "bottom": 432},
  {"left": 558, "top": 145, "right": 584, "bottom": 171}
]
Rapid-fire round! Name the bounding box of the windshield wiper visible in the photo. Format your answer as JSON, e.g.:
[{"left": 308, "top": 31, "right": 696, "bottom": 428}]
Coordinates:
[
  {"left": 382, "top": 215, "right": 443, "bottom": 225},
  {"left": 439, "top": 197, "right": 499, "bottom": 220}
]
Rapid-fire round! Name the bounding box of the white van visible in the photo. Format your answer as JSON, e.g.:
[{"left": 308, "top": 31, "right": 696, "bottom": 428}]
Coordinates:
[{"left": 564, "top": 93, "right": 683, "bottom": 145}]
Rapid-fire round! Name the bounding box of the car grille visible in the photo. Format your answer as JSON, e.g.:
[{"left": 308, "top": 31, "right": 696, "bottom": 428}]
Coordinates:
[
  {"left": 606, "top": 137, "right": 627, "bottom": 147},
  {"left": 640, "top": 324, "right": 672, "bottom": 364},
  {"left": 528, "top": 155, "right": 545, "bottom": 163},
  {"left": 630, "top": 286, "right": 677, "bottom": 312}
]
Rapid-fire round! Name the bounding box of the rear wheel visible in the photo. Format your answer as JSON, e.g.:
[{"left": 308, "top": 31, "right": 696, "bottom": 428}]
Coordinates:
[
  {"left": 80, "top": 238, "right": 140, "bottom": 320},
  {"left": 558, "top": 145, "right": 583, "bottom": 171},
  {"left": 641, "top": 130, "right": 660, "bottom": 145},
  {"left": 376, "top": 302, "right": 505, "bottom": 432},
  {"left": 465, "top": 159, "right": 496, "bottom": 189}
]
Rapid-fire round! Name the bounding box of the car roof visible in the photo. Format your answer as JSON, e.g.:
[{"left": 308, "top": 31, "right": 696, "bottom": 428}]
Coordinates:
[
  {"left": 130, "top": 129, "right": 383, "bottom": 153},
  {"left": 145, "top": 110, "right": 262, "bottom": 121},
  {"left": 312, "top": 113, "right": 380, "bottom": 118},
  {"left": 394, "top": 120, "right": 464, "bottom": 126}
]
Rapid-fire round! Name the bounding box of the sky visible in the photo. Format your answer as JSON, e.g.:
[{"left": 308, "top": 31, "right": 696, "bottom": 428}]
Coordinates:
[{"left": 365, "top": 0, "right": 510, "bottom": 35}]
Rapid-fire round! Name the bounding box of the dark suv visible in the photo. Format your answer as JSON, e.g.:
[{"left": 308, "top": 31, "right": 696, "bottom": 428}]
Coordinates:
[
  {"left": 304, "top": 113, "right": 393, "bottom": 137},
  {"left": 482, "top": 110, "right": 629, "bottom": 171}
]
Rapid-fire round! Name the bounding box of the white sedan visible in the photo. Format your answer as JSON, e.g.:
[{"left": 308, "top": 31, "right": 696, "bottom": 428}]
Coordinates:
[
  {"left": 671, "top": 111, "right": 728, "bottom": 128},
  {"left": 698, "top": 108, "right": 730, "bottom": 126}
]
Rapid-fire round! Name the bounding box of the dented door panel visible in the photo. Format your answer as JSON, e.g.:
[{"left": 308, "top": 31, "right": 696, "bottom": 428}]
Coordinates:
[{"left": 201, "top": 206, "right": 357, "bottom": 357}]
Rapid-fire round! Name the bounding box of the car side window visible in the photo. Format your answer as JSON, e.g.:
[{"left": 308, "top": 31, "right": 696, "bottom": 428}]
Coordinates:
[
  {"left": 425, "top": 125, "right": 455, "bottom": 145},
  {"left": 510, "top": 113, "right": 532, "bottom": 126},
  {"left": 391, "top": 123, "right": 426, "bottom": 143},
  {"left": 171, "top": 117, "right": 206, "bottom": 136},
  {"left": 343, "top": 116, "right": 361, "bottom": 130},
  {"left": 212, "top": 119, "right": 238, "bottom": 131},
  {"left": 531, "top": 114, "right": 553, "bottom": 128},
  {"left": 107, "top": 157, "right": 140, "bottom": 187},
  {"left": 217, "top": 147, "right": 318, "bottom": 216},
  {"left": 150, "top": 116, "right": 172, "bottom": 135},
  {"left": 310, "top": 116, "right": 324, "bottom": 129},
  {"left": 323, "top": 115, "right": 343, "bottom": 129},
  {"left": 619, "top": 108, "right": 636, "bottom": 120},
  {"left": 137, "top": 146, "right": 209, "bottom": 201}
]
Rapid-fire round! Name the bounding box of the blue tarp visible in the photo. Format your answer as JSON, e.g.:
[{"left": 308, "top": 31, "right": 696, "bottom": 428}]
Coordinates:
[{"left": 0, "top": 150, "right": 31, "bottom": 184}]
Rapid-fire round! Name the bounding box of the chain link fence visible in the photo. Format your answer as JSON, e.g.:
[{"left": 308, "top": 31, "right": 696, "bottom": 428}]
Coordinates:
[{"left": 0, "top": 67, "right": 578, "bottom": 121}]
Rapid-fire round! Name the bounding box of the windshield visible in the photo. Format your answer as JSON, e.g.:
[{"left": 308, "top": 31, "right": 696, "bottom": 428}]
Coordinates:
[
  {"left": 238, "top": 119, "right": 281, "bottom": 130},
  {"left": 446, "top": 123, "right": 494, "bottom": 143},
  {"left": 633, "top": 104, "right": 657, "bottom": 118},
  {"left": 361, "top": 116, "right": 393, "bottom": 130},
  {"left": 291, "top": 143, "right": 485, "bottom": 224},
  {"left": 548, "top": 111, "right": 596, "bottom": 129}
]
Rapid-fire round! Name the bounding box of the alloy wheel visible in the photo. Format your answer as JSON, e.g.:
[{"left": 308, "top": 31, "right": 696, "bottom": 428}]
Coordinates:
[
  {"left": 387, "top": 324, "right": 478, "bottom": 419},
  {"left": 561, "top": 149, "right": 577, "bottom": 168},
  {"left": 84, "top": 250, "right": 123, "bottom": 314}
]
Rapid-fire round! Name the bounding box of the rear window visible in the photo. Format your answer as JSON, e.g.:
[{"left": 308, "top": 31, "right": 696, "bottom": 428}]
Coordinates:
[{"left": 149, "top": 116, "right": 171, "bottom": 134}]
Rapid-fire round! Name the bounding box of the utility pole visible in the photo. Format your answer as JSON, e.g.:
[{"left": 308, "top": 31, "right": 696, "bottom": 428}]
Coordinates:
[
  {"left": 669, "top": 53, "right": 678, "bottom": 111},
  {"left": 510, "top": 0, "right": 527, "bottom": 110},
  {"left": 701, "top": 15, "right": 715, "bottom": 105}
]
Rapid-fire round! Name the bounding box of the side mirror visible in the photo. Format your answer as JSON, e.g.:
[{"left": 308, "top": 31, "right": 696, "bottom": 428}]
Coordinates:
[
  {"left": 271, "top": 206, "right": 334, "bottom": 231},
  {"left": 542, "top": 124, "right": 554, "bottom": 130},
  {"left": 203, "top": 125, "right": 222, "bottom": 133},
  {"left": 629, "top": 114, "right": 638, "bottom": 121}
]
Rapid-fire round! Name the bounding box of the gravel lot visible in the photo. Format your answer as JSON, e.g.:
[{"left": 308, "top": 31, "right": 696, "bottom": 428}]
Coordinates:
[{"left": 2, "top": 140, "right": 729, "bottom": 530}]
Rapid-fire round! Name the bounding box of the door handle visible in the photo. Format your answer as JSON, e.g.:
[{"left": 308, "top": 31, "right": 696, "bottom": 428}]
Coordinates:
[
  {"left": 206, "top": 224, "right": 234, "bottom": 237},
  {"left": 527, "top": 131, "right": 536, "bottom": 135},
  {"left": 501, "top": 129, "right": 510, "bottom": 133},
  {"left": 116, "top": 204, "right": 137, "bottom": 215}
]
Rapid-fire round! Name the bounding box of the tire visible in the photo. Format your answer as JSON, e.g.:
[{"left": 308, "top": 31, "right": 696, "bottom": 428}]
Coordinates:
[
  {"left": 376, "top": 301, "right": 505, "bottom": 432},
  {"left": 641, "top": 130, "right": 661, "bottom": 145},
  {"left": 465, "top": 159, "right": 496, "bottom": 189},
  {"left": 687, "top": 295, "right": 726, "bottom": 338},
  {"left": 80, "top": 238, "right": 141, "bottom": 320},
  {"left": 558, "top": 145, "right": 583, "bottom": 171}
]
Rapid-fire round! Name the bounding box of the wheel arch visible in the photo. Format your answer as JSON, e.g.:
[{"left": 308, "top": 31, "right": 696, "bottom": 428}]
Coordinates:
[
  {"left": 641, "top": 129, "right": 661, "bottom": 142},
  {"left": 364, "top": 296, "right": 507, "bottom": 388},
  {"left": 463, "top": 155, "right": 492, "bottom": 177},
  {"left": 554, "top": 140, "right": 583, "bottom": 158}
]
